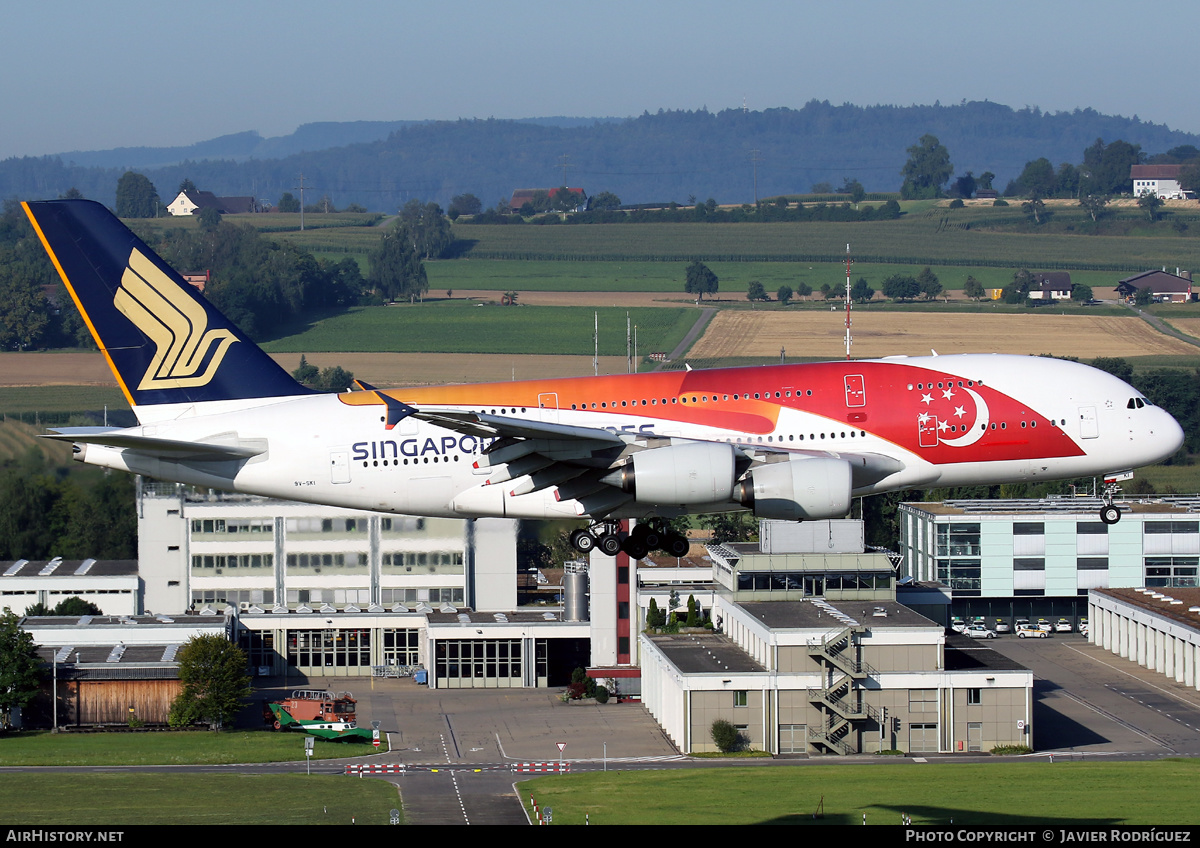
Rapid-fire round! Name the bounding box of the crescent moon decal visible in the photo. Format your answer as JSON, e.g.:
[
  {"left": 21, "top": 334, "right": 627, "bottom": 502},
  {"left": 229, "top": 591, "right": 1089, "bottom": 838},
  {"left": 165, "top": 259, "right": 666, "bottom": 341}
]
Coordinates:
[{"left": 940, "top": 388, "right": 989, "bottom": 448}]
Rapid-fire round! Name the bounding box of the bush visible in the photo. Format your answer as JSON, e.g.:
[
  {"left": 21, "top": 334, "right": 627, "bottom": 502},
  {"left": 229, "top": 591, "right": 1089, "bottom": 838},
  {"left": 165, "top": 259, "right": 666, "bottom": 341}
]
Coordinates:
[
  {"left": 948, "top": 198, "right": 964, "bottom": 208},
  {"left": 990, "top": 744, "right": 1032, "bottom": 756},
  {"left": 711, "top": 719, "right": 740, "bottom": 752},
  {"left": 993, "top": 199, "right": 1009, "bottom": 206},
  {"left": 594, "top": 686, "right": 610, "bottom": 704}
]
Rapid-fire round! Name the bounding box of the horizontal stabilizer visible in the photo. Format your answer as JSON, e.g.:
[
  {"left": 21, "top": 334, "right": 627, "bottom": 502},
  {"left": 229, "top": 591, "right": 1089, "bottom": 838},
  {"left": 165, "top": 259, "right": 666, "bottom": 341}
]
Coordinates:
[{"left": 44, "top": 428, "right": 265, "bottom": 461}]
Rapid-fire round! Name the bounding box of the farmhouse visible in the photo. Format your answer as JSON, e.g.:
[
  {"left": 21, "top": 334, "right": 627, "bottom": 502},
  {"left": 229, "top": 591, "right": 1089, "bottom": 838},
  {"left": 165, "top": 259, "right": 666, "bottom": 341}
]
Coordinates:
[
  {"left": 167, "top": 190, "right": 256, "bottom": 217},
  {"left": 1116, "top": 270, "right": 1194, "bottom": 303},
  {"left": 509, "top": 187, "right": 587, "bottom": 213},
  {"left": 1131, "top": 164, "right": 1189, "bottom": 200}
]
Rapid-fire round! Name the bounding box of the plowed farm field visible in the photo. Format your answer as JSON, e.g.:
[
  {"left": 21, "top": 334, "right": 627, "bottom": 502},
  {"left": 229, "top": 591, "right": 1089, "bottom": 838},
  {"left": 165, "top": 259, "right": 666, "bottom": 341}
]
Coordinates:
[{"left": 686, "top": 310, "right": 1198, "bottom": 360}]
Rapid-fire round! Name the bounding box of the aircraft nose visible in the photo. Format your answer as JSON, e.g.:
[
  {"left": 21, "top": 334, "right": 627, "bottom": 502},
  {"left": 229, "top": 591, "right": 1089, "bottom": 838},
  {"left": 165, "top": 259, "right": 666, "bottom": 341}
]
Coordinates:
[{"left": 1152, "top": 407, "right": 1185, "bottom": 460}]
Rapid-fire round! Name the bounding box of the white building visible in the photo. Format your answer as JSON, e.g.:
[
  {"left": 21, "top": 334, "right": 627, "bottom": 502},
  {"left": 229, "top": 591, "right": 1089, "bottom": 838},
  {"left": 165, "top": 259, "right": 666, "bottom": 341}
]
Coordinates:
[
  {"left": 637, "top": 520, "right": 1034, "bottom": 755},
  {"left": 899, "top": 497, "right": 1199, "bottom": 626},
  {"left": 138, "top": 481, "right": 515, "bottom": 615},
  {"left": 2, "top": 558, "right": 139, "bottom": 616},
  {"left": 1089, "top": 587, "right": 1200, "bottom": 691}
]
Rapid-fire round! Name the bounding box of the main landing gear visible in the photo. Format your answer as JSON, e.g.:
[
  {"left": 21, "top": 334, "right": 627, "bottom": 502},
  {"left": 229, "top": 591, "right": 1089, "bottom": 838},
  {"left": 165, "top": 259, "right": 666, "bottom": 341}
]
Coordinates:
[
  {"left": 1099, "top": 481, "right": 1123, "bottom": 525},
  {"left": 569, "top": 520, "right": 690, "bottom": 559}
]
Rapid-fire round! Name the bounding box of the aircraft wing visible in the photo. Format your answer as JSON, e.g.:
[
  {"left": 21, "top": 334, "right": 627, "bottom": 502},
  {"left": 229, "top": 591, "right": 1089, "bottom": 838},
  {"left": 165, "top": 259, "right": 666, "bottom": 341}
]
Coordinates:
[
  {"left": 43, "top": 427, "right": 266, "bottom": 461},
  {"left": 412, "top": 408, "right": 629, "bottom": 444}
]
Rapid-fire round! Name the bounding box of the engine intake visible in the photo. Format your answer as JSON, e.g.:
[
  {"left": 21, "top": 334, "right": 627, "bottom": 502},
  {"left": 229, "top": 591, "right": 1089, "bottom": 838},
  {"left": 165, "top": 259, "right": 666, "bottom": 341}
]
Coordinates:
[{"left": 735, "top": 457, "right": 852, "bottom": 520}]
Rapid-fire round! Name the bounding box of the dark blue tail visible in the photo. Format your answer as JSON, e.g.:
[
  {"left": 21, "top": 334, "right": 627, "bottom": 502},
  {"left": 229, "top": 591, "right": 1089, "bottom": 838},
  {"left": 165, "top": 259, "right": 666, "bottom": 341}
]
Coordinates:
[{"left": 24, "top": 200, "right": 310, "bottom": 409}]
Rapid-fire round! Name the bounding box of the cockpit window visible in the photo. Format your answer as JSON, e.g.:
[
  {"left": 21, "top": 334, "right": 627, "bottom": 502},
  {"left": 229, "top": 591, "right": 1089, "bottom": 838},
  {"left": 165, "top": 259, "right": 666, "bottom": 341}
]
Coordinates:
[{"left": 1127, "top": 397, "right": 1147, "bottom": 409}]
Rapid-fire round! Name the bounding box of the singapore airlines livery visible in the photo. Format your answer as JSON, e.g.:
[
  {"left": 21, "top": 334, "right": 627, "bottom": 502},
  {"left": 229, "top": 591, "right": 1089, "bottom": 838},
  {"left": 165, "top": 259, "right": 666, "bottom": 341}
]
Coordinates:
[{"left": 23, "top": 200, "right": 1185, "bottom": 558}]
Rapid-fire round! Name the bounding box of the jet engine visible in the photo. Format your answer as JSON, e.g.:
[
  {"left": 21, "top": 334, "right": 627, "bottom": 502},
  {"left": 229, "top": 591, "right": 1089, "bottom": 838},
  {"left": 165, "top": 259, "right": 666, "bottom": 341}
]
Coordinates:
[
  {"left": 602, "top": 442, "right": 737, "bottom": 504},
  {"left": 735, "top": 456, "right": 852, "bottom": 520}
]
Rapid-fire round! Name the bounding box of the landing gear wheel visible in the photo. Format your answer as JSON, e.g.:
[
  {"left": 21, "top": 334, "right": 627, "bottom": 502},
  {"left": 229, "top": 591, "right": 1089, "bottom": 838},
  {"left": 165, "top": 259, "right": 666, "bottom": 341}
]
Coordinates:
[
  {"left": 621, "top": 536, "right": 649, "bottom": 560},
  {"left": 597, "top": 533, "right": 622, "bottom": 557},
  {"left": 632, "top": 524, "right": 662, "bottom": 551},
  {"left": 664, "top": 533, "right": 690, "bottom": 558},
  {"left": 1100, "top": 504, "right": 1121, "bottom": 525},
  {"left": 570, "top": 528, "right": 596, "bottom": 553}
]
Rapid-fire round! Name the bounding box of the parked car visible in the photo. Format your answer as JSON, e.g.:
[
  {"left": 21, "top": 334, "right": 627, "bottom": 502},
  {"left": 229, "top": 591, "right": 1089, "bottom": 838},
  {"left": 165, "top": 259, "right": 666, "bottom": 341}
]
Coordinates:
[
  {"left": 1036, "top": 619, "right": 1054, "bottom": 632},
  {"left": 1015, "top": 618, "right": 1031, "bottom": 631},
  {"left": 1017, "top": 624, "right": 1049, "bottom": 639},
  {"left": 966, "top": 624, "right": 998, "bottom": 639},
  {"left": 1055, "top": 618, "right": 1073, "bottom": 633},
  {"left": 1079, "top": 617, "right": 1090, "bottom": 637},
  {"left": 994, "top": 619, "right": 1011, "bottom": 633},
  {"left": 950, "top": 617, "right": 967, "bottom": 634}
]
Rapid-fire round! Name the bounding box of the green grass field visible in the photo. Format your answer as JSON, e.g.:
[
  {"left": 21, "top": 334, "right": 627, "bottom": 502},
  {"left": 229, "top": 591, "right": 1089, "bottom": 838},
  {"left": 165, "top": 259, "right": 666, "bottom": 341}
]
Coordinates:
[
  {"left": 0, "top": 729, "right": 382, "bottom": 766},
  {"left": 0, "top": 773, "right": 400, "bottom": 826},
  {"left": 260, "top": 302, "right": 697, "bottom": 356},
  {"left": 519, "top": 760, "right": 1200, "bottom": 826},
  {"left": 418, "top": 258, "right": 1147, "bottom": 297}
]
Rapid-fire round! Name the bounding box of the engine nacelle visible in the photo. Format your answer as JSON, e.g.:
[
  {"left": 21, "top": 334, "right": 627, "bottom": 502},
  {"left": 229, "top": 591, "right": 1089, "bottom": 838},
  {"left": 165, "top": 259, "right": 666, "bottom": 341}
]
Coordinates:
[
  {"left": 736, "top": 457, "right": 852, "bottom": 521},
  {"left": 604, "top": 442, "right": 737, "bottom": 504}
]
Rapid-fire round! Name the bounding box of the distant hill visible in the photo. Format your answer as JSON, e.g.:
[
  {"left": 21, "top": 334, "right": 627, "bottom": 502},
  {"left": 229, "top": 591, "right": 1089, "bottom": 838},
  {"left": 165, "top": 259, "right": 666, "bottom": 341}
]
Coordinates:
[{"left": 2, "top": 101, "right": 1196, "bottom": 211}]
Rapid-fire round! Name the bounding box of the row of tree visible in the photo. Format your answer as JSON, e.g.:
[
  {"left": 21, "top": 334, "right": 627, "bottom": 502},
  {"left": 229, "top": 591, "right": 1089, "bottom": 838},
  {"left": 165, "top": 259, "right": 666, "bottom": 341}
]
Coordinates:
[{"left": 904, "top": 133, "right": 1200, "bottom": 203}]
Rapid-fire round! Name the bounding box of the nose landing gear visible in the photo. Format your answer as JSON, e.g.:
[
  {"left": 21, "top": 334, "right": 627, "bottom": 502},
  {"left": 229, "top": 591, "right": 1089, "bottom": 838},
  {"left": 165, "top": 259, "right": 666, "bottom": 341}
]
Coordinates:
[{"left": 1099, "top": 481, "right": 1123, "bottom": 525}]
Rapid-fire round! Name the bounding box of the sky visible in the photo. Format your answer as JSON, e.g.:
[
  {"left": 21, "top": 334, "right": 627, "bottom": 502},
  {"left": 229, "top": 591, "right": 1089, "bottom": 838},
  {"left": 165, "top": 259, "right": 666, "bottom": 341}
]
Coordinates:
[{"left": 3, "top": 0, "right": 1197, "bottom": 161}]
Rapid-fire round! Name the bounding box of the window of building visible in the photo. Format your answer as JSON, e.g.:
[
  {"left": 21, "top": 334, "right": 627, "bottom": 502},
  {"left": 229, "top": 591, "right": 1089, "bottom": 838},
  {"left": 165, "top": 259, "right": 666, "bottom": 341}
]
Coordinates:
[{"left": 967, "top": 688, "right": 981, "bottom": 705}]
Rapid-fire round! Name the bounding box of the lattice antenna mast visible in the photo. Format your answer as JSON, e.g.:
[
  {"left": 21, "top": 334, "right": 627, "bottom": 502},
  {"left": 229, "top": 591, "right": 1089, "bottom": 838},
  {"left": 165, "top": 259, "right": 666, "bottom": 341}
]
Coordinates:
[{"left": 844, "top": 243, "right": 854, "bottom": 360}]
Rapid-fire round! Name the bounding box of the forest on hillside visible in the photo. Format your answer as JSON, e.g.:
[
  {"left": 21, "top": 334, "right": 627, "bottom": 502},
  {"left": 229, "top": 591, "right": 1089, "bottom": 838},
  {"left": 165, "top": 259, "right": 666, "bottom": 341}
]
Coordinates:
[{"left": 3, "top": 101, "right": 1199, "bottom": 211}]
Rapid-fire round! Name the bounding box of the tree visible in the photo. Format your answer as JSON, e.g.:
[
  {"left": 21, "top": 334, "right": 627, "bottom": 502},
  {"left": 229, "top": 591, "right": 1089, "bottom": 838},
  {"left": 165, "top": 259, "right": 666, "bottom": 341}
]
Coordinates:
[
  {"left": 1137, "top": 190, "right": 1164, "bottom": 222},
  {"left": 1021, "top": 195, "right": 1046, "bottom": 224},
  {"left": 711, "top": 718, "right": 740, "bottom": 753},
  {"left": 850, "top": 277, "right": 875, "bottom": 303},
  {"left": 698, "top": 512, "right": 757, "bottom": 544},
  {"left": 795, "top": 282, "right": 812, "bottom": 299},
  {"left": 1082, "top": 138, "right": 1144, "bottom": 196},
  {"left": 746, "top": 281, "right": 767, "bottom": 302},
  {"left": 963, "top": 276, "right": 985, "bottom": 300},
  {"left": 398, "top": 200, "right": 452, "bottom": 260},
  {"left": 1002, "top": 269, "right": 1036, "bottom": 305},
  {"left": 447, "top": 193, "right": 482, "bottom": 219},
  {"left": 1080, "top": 194, "right": 1109, "bottom": 222},
  {"left": 0, "top": 608, "right": 42, "bottom": 729},
  {"left": 589, "top": 191, "right": 622, "bottom": 211},
  {"left": 197, "top": 206, "right": 222, "bottom": 231},
  {"left": 900, "top": 134, "right": 953, "bottom": 199},
  {"left": 1015, "top": 158, "right": 1056, "bottom": 198},
  {"left": 1071, "top": 284, "right": 1094, "bottom": 305},
  {"left": 278, "top": 193, "right": 300, "bottom": 213},
  {"left": 882, "top": 274, "right": 919, "bottom": 301},
  {"left": 776, "top": 285, "right": 793, "bottom": 305},
  {"left": 977, "top": 172, "right": 996, "bottom": 191},
  {"left": 951, "top": 172, "right": 976, "bottom": 199},
  {"left": 114, "top": 171, "right": 160, "bottom": 218},
  {"left": 169, "top": 634, "right": 251, "bottom": 730},
  {"left": 684, "top": 261, "right": 719, "bottom": 301},
  {"left": 50, "top": 597, "right": 102, "bottom": 616},
  {"left": 917, "top": 267, "right": 942, "bottom": 299},
  {"left": 368, "top": 224, "right": 428, "bottom": 302}
]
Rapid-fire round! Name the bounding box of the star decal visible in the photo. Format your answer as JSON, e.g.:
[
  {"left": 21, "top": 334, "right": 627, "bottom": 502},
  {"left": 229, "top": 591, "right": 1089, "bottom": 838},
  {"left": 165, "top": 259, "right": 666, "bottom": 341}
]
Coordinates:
[
  {"left": 942, "top": 388, "right": 955, "bottom": 400},
  {"left": 953, "top": 405, "right": 966, "bottom": 418},
  {"left": 920, "top": 393, "right": 933, "bottom": 405}
]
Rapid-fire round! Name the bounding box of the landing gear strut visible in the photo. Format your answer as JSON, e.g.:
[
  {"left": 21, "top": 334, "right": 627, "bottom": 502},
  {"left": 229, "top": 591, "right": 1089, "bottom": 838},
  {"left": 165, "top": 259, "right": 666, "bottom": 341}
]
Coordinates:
[{"left": 1099, "top": 481, "right": 1123, "bottom": 525}]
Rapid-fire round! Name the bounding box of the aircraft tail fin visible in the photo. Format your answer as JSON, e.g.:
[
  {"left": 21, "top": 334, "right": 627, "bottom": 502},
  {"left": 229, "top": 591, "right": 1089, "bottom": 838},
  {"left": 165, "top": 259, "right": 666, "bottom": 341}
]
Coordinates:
[{"left": 22, "top": 199, "right": 310, "bottom": 411}]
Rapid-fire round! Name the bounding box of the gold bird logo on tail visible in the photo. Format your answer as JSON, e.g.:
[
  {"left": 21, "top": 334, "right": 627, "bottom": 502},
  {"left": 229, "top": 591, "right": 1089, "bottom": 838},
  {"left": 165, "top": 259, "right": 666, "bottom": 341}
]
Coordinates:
[{"left": 114, "top": 248, "right": 238, "bottom": 390}]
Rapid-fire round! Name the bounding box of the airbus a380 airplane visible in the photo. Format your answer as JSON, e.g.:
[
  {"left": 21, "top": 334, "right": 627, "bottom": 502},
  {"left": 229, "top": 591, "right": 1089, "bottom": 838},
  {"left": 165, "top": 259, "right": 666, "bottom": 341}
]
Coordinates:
[{"left": 23, "top": 200, "right": 1185, "bottom": 558}]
